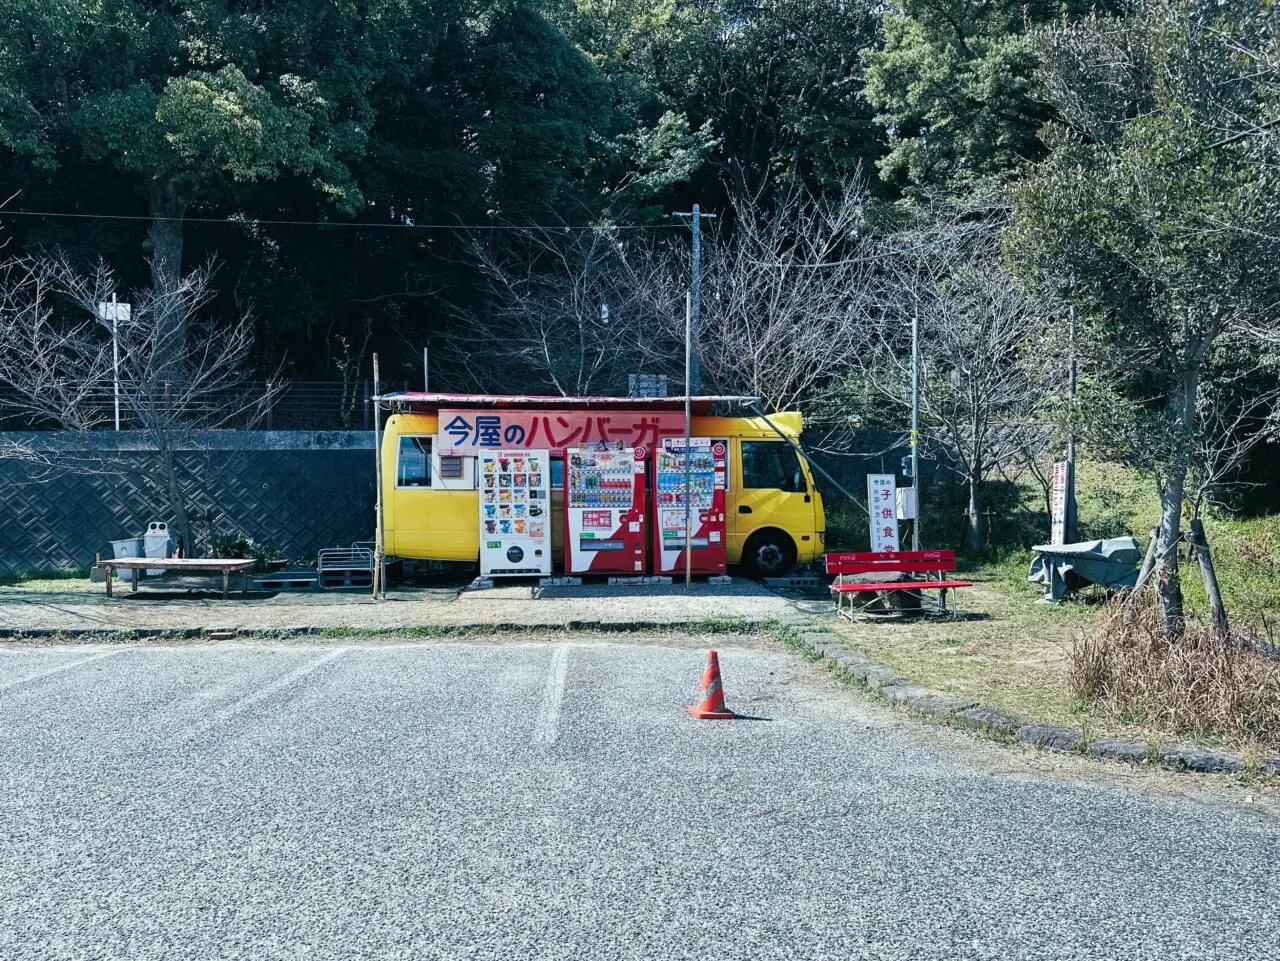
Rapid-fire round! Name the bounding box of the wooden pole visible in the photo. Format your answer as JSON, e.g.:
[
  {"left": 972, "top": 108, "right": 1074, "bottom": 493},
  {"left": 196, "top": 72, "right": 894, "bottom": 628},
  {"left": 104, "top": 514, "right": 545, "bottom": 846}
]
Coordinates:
[
  {"left": 1131, "top": 527, "right": 1160, "bottom": 599},
  {"left": 372, "top": 353, "right": 386, "bottom": 600},
  {"left": 1189, "top": 518, "right": 1229, "bottom": 637}
]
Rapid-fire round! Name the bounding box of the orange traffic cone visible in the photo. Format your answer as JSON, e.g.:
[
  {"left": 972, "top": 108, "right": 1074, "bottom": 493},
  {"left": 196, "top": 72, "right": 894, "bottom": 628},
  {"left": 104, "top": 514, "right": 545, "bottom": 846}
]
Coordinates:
[{"left": 688, "top": 650, "right": 736, "bottom": 719}]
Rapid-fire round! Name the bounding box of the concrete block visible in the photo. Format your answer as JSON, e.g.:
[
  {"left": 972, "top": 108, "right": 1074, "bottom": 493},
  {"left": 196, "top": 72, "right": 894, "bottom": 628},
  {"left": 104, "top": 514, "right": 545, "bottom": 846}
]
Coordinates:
[
  {"left": 909, "top": 694, "right": 978, "bottom": 717},
  {"left": 954, "top": 706, "right": 1021, "bottom": 736},
  {"left": 1089, "top": 739, "right": 1149, "bottom": 764},
  {"left": 1160, "top": 746, "right": 1244, "bottom": 774},
  {"left": 1018, "top": 723, "right": 1085, "bottom": 753},
  {"left": 469, "top": 577, "right": 495, "bottom": 590},
  {"left": 880, "top": 684, "right": 932, "bottom": 705},
  {"left": 539, "top": 577, "right": 582, "bottom": 587}
]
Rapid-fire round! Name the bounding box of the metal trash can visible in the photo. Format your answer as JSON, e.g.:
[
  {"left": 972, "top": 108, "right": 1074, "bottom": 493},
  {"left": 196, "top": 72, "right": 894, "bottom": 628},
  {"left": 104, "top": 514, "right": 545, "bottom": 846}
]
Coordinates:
[
  {"left": 143, "top": 521, "right": 172, "bottom": 576},
  {"left": 110, "top": 536, "right": 144, "bottom": 586}
]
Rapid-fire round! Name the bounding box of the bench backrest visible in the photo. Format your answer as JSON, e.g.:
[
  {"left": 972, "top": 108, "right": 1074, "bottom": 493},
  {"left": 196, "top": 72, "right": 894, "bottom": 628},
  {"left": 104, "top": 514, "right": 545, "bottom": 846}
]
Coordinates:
[{"left": 824, "top": 550, "right": 956, "bottom": 576}]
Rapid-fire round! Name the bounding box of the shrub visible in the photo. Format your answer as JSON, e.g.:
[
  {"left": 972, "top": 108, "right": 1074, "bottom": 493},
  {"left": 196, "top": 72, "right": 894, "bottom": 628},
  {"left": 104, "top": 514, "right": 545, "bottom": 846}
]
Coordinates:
[{"left": 1071, "top": 598, "right": 1280, "bottom": 748}]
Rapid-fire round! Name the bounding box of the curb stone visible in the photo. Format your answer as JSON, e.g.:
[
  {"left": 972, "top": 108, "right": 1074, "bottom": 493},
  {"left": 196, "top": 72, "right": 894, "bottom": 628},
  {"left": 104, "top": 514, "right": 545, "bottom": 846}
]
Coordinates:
[
  {"left": 910, "top": 694, "right": 978, "bottom": 718},
  {"left": 1264, "top": 758, "right": 1280, "bottom": 777},
  {"left": 1160, "top": 746, "right": 1245, "bottom": 774},
  {"left": 880, "top": 684, "right": 933, "bottom": 705},
  {"left": 1018, "top": 723, "right": 1085, "bottom": 753},
  {"left": 1089, "top": 739, "right": 1149, "bottom": 764},
  {"left": 954, "top": 706, "right": 1021, "bottom": 736},
  {"left": 863, "top": 666, "right": 913, "bottom": 691}
]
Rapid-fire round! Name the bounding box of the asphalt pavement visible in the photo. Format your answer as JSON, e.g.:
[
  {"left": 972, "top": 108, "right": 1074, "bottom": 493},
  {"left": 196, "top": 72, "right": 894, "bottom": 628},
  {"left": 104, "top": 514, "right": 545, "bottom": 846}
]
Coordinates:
[{"left": 0, "top": 637, "right": 1276, "bottom": 960}]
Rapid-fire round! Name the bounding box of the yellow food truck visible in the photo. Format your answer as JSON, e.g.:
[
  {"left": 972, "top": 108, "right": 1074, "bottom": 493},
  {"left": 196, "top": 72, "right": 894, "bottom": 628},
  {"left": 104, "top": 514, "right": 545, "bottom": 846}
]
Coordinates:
[{"left": 378, "top": 394, "right": 825, "bottom": 577}]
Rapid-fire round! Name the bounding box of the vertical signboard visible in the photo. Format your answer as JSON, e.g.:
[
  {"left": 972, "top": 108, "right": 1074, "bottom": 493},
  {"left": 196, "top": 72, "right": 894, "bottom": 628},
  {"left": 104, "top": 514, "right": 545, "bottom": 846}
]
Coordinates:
[
  {"left": 652, "top": 438, "right": 727, "bottom": 575},
  {"left": 564, "top": 445, "right": 648, "bottom": 575},
  {"left": 867, "top": 474, "right": 900, "bottom": 552},
  {"left": 479, "top": 449, "right": 552, "bottom": 577},
  {"left": 1051, "top": 460, "right": 1068, "bottom": 546}
]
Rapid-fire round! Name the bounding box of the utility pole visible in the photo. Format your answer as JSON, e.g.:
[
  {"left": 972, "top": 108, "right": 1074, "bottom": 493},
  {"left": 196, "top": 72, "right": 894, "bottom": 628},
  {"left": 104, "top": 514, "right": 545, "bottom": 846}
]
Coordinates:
[
  {"left": 684, "top": 292, "right": 693, "bottom": 591},
  {"left": 911, "top": 306, "right": 921, "bottom": 551},
  {"left": 673, "top": 204, "right": 716, "bottom": 396},
  {"left": 422, "top": 345, "right": 429, "bottom": 393},
  {"left": 1065, "top": 286, "right": 1079, "bottom": 544}
]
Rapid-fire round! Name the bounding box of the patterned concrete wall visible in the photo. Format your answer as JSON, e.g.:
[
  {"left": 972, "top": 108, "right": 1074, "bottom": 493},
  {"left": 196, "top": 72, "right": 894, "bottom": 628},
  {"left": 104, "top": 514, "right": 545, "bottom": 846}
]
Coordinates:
[{"left": 0, "top": 432, "right": 375, "bottom": 574}]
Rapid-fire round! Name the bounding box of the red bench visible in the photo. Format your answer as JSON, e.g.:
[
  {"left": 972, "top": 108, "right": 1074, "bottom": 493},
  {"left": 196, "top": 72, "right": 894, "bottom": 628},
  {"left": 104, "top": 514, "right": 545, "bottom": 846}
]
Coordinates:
[{"left": 824, "top": 550, "right": 972, "bottom": 619}]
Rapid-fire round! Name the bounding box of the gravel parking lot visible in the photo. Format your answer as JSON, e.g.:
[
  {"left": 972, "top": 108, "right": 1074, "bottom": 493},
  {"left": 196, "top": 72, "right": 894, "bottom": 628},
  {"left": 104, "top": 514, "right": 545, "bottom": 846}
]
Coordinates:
[{"left": 1, "top": 635, "right": 1276, "bottom": 960}]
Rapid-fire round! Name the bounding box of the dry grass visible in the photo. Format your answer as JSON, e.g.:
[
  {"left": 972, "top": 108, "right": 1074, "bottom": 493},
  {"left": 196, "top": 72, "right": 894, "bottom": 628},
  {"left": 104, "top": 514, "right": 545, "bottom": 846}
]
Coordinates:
[{"left": 1072, "top": 599, "right": 1280, "bottom": 750}]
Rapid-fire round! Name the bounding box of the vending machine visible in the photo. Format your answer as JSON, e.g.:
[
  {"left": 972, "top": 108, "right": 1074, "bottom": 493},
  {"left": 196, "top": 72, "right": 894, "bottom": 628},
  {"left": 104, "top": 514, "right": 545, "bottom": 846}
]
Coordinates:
[
  {"left": 479, "top": 449, "right": 552, "bottom": 577},
  {"left": 652, "top": 437, "right": 727, "bottom": 576},
  {"left": 564, "top": 445, "right": 647, "bottom": 575}
]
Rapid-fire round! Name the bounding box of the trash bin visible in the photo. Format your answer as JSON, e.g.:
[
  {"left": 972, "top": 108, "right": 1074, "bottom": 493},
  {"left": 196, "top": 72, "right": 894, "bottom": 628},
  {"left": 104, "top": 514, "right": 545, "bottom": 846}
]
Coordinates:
[
  {"left": 144, "top": 521, "right": 172, "bottom": 576},
  {"left": 110, "top": 536, "right": 144, "bottom": 586}
]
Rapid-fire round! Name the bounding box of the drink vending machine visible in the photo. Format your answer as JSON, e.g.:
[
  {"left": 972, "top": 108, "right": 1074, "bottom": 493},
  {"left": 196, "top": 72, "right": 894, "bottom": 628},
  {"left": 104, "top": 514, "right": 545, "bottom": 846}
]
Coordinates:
[
  {"left": 564, "top": 445, "right": 647, "bottom": 575},
  {"left": 652, "top": 437, "right": 727, "bottom": 576},
  {"left": 479, "top": 449, "right": 552, "bottom": 577}
]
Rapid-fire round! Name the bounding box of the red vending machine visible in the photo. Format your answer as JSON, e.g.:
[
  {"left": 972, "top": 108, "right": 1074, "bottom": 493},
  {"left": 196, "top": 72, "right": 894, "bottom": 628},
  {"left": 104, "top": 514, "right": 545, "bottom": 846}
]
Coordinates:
[
  {"left": 564, "top": 445, "right": 648, "bottom": 575},
  {"left": 652, "top": 437, "right": 727, "bottom": 576}
]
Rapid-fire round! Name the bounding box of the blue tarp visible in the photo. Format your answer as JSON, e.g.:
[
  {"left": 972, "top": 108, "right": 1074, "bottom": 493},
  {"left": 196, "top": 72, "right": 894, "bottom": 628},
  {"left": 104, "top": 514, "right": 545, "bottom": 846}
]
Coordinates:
[{"left": 1028, "top": 537, "right": 1142, "bottom": 601}]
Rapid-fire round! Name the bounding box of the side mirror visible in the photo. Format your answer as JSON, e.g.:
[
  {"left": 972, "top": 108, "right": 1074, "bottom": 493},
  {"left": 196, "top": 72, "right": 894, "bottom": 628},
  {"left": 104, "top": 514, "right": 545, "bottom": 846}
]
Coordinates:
[{"left": 793, "top": 469, "right": 804, "bottom": 492}]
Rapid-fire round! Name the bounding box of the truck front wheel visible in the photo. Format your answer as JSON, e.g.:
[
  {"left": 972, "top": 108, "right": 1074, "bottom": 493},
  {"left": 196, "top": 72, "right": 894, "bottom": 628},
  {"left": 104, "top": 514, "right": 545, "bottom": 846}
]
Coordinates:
[{"left": 740, "top": 530, "right": 796, "bottom": 579}]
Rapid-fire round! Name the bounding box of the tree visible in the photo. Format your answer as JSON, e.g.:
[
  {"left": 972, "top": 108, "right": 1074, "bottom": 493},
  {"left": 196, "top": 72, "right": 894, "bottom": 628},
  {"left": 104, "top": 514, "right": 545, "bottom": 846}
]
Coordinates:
[
  {"left": 862, "top": 2, "right": 1121, "bottom": 193},
  {"left": 441, "top": 224, "right": 646, "bottom": 396},
  {"left": 851, "top": 195, "right": 1054, "bottom": 550},
  {"left": 0, "top": 1, "right": 399, "bottom": 292},
  {"left": 630, "top": 183, "right": 878, "bottom": 411},
  {"left": 1007, "top": 0, "right": 1280, "bottom": 631},
  {"left": 0, "top": 256, "right": 277, "bottom": 553}
]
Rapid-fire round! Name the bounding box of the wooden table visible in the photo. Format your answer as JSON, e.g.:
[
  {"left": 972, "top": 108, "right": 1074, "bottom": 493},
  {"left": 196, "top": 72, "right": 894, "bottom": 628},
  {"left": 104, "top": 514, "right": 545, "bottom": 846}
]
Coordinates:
[{"left": 99, "top": 557, "right": 257, "bottom": 599}]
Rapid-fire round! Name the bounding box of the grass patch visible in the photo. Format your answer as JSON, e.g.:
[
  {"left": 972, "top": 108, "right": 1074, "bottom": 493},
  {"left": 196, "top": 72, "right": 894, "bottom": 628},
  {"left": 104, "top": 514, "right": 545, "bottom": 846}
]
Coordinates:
[{"left": 0, "top": 568, "right": 91, "bottom": 590}]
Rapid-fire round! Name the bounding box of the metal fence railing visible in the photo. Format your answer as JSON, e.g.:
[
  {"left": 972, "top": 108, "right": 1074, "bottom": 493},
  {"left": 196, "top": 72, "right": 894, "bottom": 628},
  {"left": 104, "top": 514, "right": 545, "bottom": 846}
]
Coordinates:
[{"left": 0, "top": 380, "right": 408, "bottom": 432}]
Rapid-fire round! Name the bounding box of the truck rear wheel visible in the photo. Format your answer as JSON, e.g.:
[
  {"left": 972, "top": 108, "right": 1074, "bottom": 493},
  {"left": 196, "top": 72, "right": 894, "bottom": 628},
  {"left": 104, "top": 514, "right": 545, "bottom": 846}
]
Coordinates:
[{"left": 741, "top": 530, "right": 796, "bottom": 580}]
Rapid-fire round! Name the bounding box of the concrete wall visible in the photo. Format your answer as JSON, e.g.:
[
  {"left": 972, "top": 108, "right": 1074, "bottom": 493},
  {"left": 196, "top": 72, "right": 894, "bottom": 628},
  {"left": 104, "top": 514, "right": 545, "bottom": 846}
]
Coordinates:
[{"left": 0, "top": 431, "right": 375, "bottom": 574}]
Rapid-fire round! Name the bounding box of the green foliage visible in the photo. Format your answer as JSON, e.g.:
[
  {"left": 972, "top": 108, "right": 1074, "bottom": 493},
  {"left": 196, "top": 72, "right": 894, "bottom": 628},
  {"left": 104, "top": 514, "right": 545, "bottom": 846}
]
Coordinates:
[{"left": 863, "top": 1, "right": 1052, "bottom": 191}]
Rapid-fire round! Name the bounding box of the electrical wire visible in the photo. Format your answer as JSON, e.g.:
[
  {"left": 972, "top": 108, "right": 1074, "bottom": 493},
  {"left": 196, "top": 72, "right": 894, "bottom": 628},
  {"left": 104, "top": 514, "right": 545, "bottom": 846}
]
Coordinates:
[{"left": 0, "top": 208, "right": 681, "bottom": 231}]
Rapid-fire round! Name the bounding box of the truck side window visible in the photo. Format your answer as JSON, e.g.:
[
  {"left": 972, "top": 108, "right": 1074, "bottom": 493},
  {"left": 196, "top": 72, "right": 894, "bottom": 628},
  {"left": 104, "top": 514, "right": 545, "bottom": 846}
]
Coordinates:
[
  {"left": 741, "top": 441, "right": 804, "bottom": 492},
  {"left": 397, "top": 436, "right": 431, "bottom": 487}
]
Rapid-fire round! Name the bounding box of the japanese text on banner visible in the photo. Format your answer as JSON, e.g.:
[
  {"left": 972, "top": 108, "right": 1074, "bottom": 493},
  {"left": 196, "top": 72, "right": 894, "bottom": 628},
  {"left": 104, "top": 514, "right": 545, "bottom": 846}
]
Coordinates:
[
  {"left": 867, "top": 473, "right": 899, "bottom": 552},
  {"left": 437, "top": 409, "right": 685, "bottom": 454}
]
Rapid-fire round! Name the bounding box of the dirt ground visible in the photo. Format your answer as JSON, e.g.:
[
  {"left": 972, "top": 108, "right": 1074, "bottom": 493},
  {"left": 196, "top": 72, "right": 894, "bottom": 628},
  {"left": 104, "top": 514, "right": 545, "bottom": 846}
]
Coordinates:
[{"left": 0, "top": 573, "right": 801, "bottom": 633}]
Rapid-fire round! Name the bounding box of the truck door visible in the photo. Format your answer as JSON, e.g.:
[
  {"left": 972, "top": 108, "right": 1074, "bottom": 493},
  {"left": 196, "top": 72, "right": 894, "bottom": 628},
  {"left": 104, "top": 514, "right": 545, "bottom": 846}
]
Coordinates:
[{"left": 730, "top": 439, "right": 814, "bottom": 575}]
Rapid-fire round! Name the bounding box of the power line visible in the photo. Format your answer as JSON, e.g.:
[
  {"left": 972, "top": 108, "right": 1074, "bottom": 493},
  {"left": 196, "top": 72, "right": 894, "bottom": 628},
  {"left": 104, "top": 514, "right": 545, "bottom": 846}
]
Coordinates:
[{"left": 0, "top": 209, "right": 682, "bottom": 231}]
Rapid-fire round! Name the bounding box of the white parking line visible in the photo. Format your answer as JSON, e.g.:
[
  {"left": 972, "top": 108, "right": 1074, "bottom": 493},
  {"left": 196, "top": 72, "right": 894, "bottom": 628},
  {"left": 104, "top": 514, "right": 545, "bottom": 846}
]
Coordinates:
[
  {"left": 201, "top": 648, "right": 348, "bottom": 728},
  {"left": 0, "top": 651, "right": 119, "bottom": 694},
  {"left": 533, "top": 645, "right": 570, "bottom": 746}
]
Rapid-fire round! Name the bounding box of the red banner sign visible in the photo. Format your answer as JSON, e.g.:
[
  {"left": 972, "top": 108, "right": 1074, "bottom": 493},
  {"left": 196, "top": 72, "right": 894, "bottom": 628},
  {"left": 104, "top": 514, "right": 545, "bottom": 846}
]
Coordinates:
[{"left": 437, "top": 409, "right": 686, "bottom": 454}]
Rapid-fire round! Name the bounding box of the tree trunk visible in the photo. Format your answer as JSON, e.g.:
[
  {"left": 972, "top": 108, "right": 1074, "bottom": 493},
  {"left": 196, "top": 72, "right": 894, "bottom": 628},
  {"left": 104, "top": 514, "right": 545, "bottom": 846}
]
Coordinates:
[
  {"left": 145, "top": 178, "right": 189, "bottom": 382},
  {"left": 162, "top": 448, "right": 194, "bottom": 558},
  {"left": 967, "top": 471, "right": 982, "bottom": 552},
  {"left": 145, "top": 178, "right": 186, "bottom": 292},
  {"left": 1153, "top": 469, "right": 1185, "bottom": 632}
]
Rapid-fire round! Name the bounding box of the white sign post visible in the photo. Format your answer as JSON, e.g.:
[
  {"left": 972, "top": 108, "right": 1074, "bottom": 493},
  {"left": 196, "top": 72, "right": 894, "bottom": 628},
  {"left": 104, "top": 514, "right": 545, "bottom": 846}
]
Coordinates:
[
  {"left": 1051, "top": 461, "right": 1068, "bottom": 546},
  {"left": 867, "top": 474, "right": 900, "bottom": 552},
  {"left": 96, "top": 296, "right": 131, "bottom": 431}
]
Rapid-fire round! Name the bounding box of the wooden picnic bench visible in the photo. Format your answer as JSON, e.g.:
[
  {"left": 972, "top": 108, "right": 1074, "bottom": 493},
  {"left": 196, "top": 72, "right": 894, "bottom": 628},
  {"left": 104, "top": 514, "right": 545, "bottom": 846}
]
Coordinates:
[
  {"left": 825, "top": 550, "right": 973, "bottom": 619},
  {"left": 99, "top": 557, "right": 257, "bottom": 599}
]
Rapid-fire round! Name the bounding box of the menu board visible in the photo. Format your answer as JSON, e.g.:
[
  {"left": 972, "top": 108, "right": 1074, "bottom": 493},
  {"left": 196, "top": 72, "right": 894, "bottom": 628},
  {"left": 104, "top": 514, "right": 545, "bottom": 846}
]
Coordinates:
[{"left": 479, "top": 448, "right": 552, "bottom": 577}]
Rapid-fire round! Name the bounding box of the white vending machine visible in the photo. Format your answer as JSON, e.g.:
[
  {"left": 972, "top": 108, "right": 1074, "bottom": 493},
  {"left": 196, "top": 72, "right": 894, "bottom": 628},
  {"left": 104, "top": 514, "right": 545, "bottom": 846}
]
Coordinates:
[{"left": 479, "top": 449, "right": 552, "bottom": 577}]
